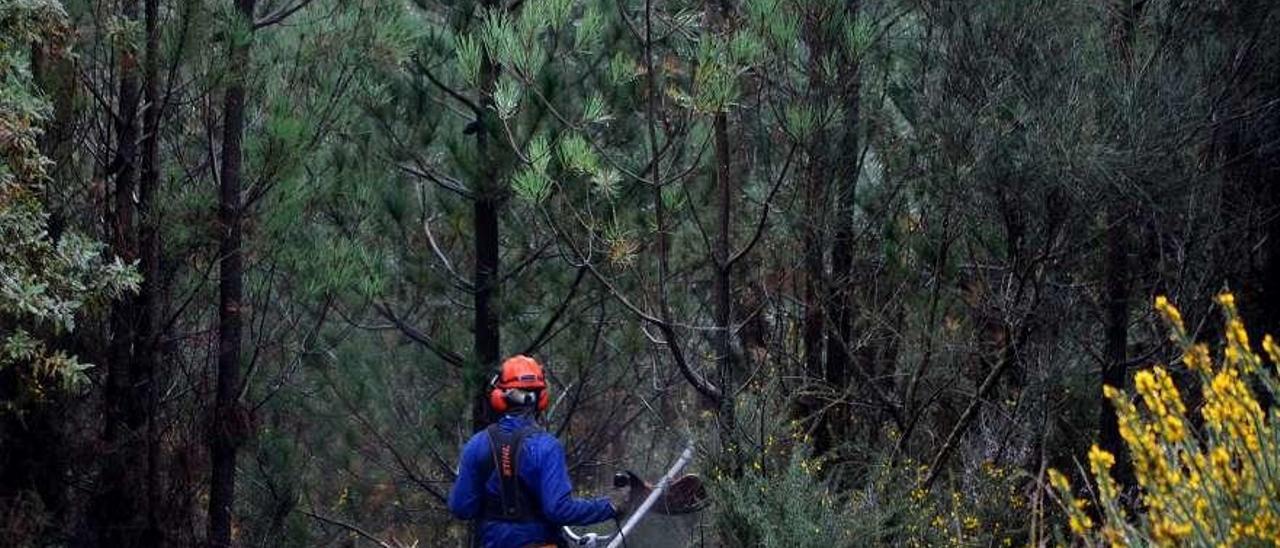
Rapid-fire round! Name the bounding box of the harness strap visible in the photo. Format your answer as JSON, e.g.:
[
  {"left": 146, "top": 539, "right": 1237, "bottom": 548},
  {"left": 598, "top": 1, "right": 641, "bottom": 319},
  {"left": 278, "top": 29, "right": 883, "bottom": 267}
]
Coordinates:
[{"left": 483, "top": 423, "right": 542, "bottom": 522}]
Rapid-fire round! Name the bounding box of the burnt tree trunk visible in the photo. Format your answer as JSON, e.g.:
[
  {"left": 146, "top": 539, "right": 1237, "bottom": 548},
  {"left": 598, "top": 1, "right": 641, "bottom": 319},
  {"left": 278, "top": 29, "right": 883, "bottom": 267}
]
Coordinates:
[
  {"left": 1266, "top": 167, "right": 1280, "bottom": 338},
  {"left": 208, "top": 1, "right": 256, "bottom": 546},
  {"left": 797, "top": 2, "right": 842, "bottom": 455},
  {"left": 16, "top": 34, "right": 80, "bottom": 540}
]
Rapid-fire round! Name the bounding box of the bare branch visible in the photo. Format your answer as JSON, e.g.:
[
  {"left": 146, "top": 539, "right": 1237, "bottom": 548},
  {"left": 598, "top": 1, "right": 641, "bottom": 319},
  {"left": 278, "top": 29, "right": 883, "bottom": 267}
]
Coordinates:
[
  {"left": 414, "top": 57, "right": 483, "bottom": 117},
  {"left": 254, "top": 0, "right": 317, "bottom": 29},
  {"left": 374, "top": 302, "right": 466, "bottom": 368},
  {"left": 421, "top": 213, "right": 475, "bottom": 291},
  {"left": 302, "top": 510, "right": 401, "bottom": 548},
  {"left": 398, "top": 162, "right": 474, "bottom": 200},
  {"left": 522, "top": 266, "right": 587, "bottom": 354},
  {"left": 726, "top": 143, "right": 798, "bottom": 268}
]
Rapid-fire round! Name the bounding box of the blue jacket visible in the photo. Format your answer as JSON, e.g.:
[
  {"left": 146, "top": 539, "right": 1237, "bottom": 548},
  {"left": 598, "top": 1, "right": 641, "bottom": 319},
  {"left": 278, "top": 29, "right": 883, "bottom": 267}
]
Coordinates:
[{"left": 448, "top": 415, "right": 615, "bottom": 547}]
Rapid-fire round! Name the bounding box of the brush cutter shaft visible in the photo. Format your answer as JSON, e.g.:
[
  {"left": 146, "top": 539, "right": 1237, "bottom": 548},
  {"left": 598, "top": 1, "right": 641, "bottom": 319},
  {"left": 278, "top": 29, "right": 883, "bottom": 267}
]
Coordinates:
[
  {"left": 561, "top": 441, "right": 696, "bottom": 548},
  {"left": 605, "top": 442, "right": 694, "bottom": 548}
]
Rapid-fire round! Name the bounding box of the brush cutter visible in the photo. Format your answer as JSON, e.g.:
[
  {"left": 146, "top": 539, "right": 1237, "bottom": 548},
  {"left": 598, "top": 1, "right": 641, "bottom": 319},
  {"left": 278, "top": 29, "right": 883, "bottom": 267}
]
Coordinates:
[{"left": 561, "top": 442, "right": 708, "bottom": 548}]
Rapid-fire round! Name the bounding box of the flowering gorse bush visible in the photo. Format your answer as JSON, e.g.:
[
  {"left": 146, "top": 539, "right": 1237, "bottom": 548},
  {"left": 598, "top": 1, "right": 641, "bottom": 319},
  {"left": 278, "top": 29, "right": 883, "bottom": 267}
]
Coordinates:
[
  {"left": 710, "top": 429, "right": 1027, "bottom": 547},
  {"left": 1051, "top": 293, "right": 1280, "bottom": 546},
  {"left": 886, "top": 458, "right": 1023, "bottom": 547},
  {"left": 711, "top": 442, "right": 857, "bottom": 547}
]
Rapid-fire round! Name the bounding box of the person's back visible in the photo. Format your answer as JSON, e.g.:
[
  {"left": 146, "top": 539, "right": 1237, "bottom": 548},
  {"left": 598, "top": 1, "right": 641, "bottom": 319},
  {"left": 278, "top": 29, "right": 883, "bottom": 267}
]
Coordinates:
[{"left": 447, "top": 355, "right": 622, "bottom": 547}]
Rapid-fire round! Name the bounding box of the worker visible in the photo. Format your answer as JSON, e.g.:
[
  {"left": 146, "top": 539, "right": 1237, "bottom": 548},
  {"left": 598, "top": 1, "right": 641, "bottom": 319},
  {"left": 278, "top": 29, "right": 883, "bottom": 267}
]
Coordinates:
[{"left": 448, "top": 355, "right": 632, "bottom": 547}]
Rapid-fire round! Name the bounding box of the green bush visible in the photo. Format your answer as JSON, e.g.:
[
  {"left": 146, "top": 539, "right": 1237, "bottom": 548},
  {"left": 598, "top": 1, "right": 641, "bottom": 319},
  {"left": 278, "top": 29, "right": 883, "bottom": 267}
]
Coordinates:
[{"left": 710, "top": 445, "right": 856, "bottom": 547}]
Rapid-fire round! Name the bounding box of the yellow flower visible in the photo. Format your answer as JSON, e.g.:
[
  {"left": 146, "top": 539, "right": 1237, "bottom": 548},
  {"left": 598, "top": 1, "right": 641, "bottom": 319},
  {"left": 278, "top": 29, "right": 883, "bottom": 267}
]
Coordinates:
[
  {"left": 1070, "top": 295, "right": 1278, "bottom": 547},
  {"left": 1216, "top": 292, "right": 1236, "bottom": 313},
  {"left": 1069, "top": 513, "right": 1094, "bottom": 535},
  {"left": 1152, "top": 518, "right": 1192, "bottom": 545},
  {"left": 1089, "top": 444, "right": 1116, "bottom": 472},
  {"left": 1183, "top": 343, "right": 1213, "bottom": 374},
  {"left": 1047, "top": 468, "right": 1071, "bottom": 493},
  {"left": 1155, "top": 295, "right": 1186, "bottom": 336},
  {"left": 1263, "top": 335, "right": 1279, "bottom": 366}
]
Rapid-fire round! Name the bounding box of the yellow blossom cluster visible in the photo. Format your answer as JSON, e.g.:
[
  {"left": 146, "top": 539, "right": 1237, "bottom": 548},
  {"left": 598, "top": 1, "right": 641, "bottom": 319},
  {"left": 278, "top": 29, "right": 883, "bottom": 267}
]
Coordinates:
[
  {"left": 1051, "top": 294, "right": 1280, "bottom": 547},
  {"left": 1154, "top": 295, "right": 1186, "bottom": 338},
  {"left": 895, "top": 457, "right": 1019, "bottom": 546}
]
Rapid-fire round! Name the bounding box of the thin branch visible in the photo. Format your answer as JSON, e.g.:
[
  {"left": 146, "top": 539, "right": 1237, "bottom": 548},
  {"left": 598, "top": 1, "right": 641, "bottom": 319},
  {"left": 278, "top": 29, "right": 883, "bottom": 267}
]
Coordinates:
[
  {"left": 421, "top": 213, "right": 474, "bottom": 291},
  {"left": 414, "top": 57, "right": 483, "bottom": 117},
  {"left": 254, "top": 0, "right": 317, "bottom": 29},
  {"left": 373, "top": 302, "right": 466, "bottom": 368},
  {"left": 495, "top": 239, "right": 554, "bottom": 285},
  {"left": 522, "top": 266, "right": 587, "bottom": 354},
  {"left": 302, "top": 510, "right": 397, "bottom": 548},
  {"left": 726, "top": 142, "right": 798, "bottom": 268},
  {"left": 539, "top": 208, "right": 723, "bottom": 404},
  {"left": 397, "top": 162, "right": 474, "bottom": 200}
]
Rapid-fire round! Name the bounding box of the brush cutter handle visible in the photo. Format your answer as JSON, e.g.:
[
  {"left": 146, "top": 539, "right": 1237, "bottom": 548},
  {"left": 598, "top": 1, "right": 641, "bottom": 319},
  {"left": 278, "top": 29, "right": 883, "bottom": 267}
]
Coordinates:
[
  {"left": 560, "top": 527, "right": 612, "bottom": 547},
  {"left": 613, "top": 472, "right": 631, "bottom": 489}
]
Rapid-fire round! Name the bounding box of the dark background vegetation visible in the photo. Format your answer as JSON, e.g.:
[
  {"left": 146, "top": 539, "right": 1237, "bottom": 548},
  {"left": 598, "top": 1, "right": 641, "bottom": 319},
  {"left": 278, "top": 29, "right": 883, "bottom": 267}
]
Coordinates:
[{"left": 1, "top": 0, "right": 1278, "bottom": 545}]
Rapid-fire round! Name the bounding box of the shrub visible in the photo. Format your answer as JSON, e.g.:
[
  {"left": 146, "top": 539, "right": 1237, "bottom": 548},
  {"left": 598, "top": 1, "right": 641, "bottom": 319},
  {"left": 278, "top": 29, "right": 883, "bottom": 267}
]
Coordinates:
[
  {"left": 710, "top": 438, "right": 1028, "bottom": 547},
  {"left": 710, "top": 444, "right": 857, "bottom": 547},
  {"left": 1051, "top": 293, "right": 1280, "bottom": 546}
]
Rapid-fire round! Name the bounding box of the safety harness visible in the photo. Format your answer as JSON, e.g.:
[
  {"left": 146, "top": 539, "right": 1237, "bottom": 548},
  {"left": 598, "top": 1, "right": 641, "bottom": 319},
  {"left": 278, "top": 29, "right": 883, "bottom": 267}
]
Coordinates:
[{"left": 482, "top": 423, "right": 543, "bottom": 522}]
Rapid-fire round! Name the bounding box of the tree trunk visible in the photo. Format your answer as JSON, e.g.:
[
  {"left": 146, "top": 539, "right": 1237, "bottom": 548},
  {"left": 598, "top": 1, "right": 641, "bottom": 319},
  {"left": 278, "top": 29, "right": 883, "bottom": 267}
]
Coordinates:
[
  {"left": 98, "top": 0, "right": 148, "bottom": 542},
  {"left": 797, "top": 3, "right": 835, "bottom": 454},
  {"left": 706, "top": 0, "right": 738, "bottom": 456},
  {"left": 823, "top": 0, "right": 862, "bottom": 453},
  {"left": 208, "top": 1, "right": 256, "bottom": 546},
  {"left": 139, "top": 0, "right": 163, "bottom": 542},
  {"left": 1098, "top": 208, "right": 1134, "bottom": 489},
  {"left": 471, "top": 0, "right": 503, "bottom": 434},
  {"left": 642, "top": 0, "right": 685, "bottom": 425},
  {"left": 1096, "top": 0, "right": 1143, "bottom": 495},
  {"left": 711, "top": 108, "right": 732, "bottom": 388},
  {"left": 1265, "top": 170, "right": 1280, "bottom": 338},
  {"left": 23, "top": 30, "right": 79, "bottom": 539}
]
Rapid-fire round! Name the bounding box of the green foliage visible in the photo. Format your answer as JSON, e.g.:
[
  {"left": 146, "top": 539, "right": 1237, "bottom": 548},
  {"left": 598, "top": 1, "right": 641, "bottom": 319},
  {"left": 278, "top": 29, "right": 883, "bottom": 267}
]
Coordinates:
[
  {"left": 513, "top": 167, "right": 551, "bottom": 204},
  {"left": 455, "top": 34, "right": 483, "bottom": 86},
  {"left": 711, "top": 444, "right": 858, "bottom": 547},
  {"left": 573, "top": 3, "right": 604, "bottom": 52},
  {"left": 493, "top": 74, "right": 523, "bottom": 119},
  {"left": 606, "top": 51, "right": 637, "bottom": 87},
  {"left": 557, "top": 132, "right": 598, "bottom": 175},
  {"left": 0, "top": 0, "right": 138, "bottom": 413}
]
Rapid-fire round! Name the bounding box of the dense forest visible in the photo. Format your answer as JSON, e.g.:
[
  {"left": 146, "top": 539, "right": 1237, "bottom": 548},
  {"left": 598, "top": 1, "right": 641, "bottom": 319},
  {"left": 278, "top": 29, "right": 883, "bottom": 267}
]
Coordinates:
[{"left": 2, "top": 0, "right": 1279, "bottom": 545}]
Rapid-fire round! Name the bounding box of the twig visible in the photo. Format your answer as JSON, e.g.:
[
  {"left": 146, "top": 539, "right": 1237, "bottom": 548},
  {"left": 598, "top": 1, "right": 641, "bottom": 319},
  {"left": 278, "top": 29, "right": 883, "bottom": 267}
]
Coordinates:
[
  {"left": 302, "top": 510, "right": 396, "bottom": 548},
  {"left": 254, "top": 0, "right": 317, "bottom": 29},
  {"left": 373, "top": 302, "right": 466, "bottom": 368}
]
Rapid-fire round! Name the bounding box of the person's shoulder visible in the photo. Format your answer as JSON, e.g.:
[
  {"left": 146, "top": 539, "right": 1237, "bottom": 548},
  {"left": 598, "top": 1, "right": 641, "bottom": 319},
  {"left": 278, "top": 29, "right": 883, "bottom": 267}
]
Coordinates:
[
  {"left": 521, "top": 426, "right": 562, "bottom": 451},
  {"left": 461, "top": 428, "right": 493, "bottom": 455},
  {"left": 517, "top": 428, "right": 563, "bottom": 471}
]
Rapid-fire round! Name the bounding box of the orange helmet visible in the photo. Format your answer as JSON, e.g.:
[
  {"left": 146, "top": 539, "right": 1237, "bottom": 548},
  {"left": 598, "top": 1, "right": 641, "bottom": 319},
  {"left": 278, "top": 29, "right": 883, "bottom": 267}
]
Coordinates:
[{"left": 489, "top": 355, "right": 549, "bottom": 413}]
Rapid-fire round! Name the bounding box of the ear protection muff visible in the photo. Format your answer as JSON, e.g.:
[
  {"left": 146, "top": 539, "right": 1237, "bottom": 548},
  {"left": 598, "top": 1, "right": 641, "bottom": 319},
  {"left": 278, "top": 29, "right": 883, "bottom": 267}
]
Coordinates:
[
  {"left": 488, "top": 375, "right": 509, "bottom": 413},
  {"left": 487, "top": 387, "right": 550, "bottom": 413},
  {"left": 536, "top": 387, "right": 549, "bottom": 412}
]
